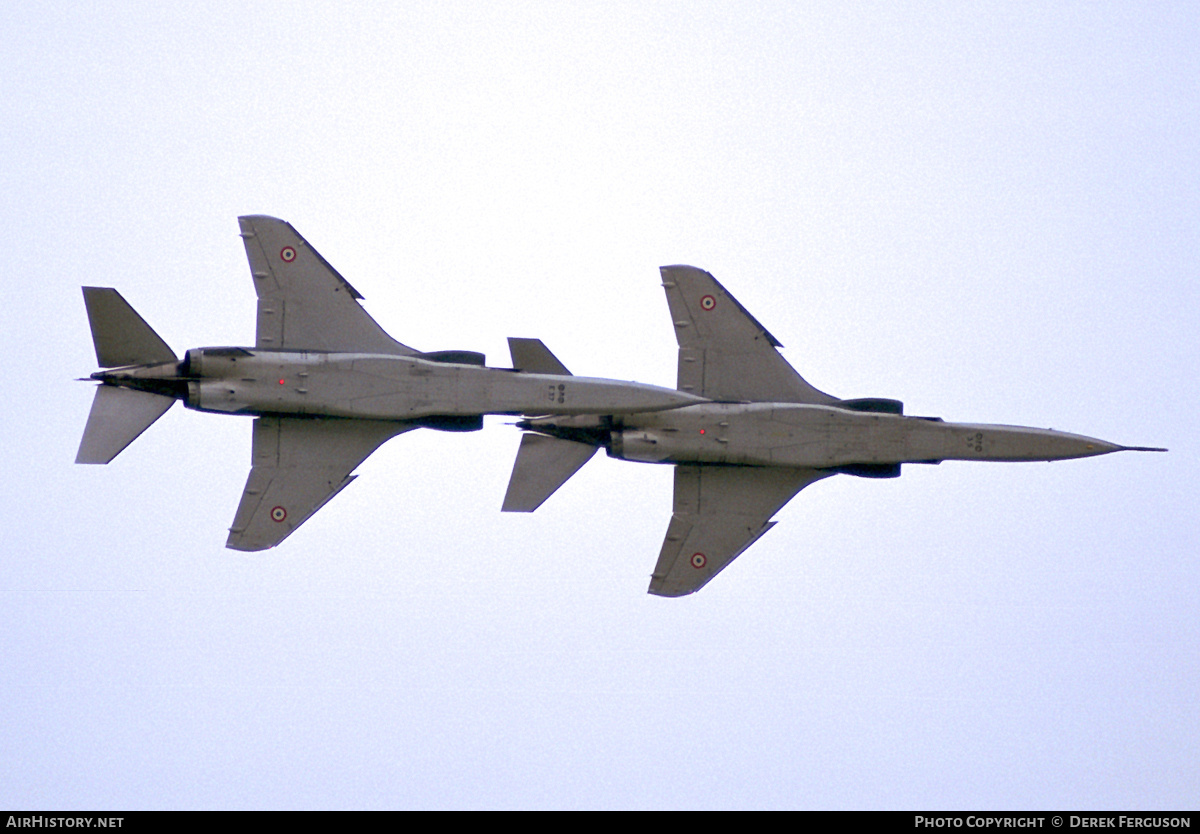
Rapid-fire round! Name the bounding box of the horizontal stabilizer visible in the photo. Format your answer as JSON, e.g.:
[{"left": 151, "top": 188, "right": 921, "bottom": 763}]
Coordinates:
[
  {"left": 501, "top": 433, "right": 597, "bottom": 512},
  {"left": 82, "top": 287, "right": 176, "bottom": 368},
  {"left": 508, "top": 338, "right": 571, "bottom": 375},
  {"left": 76, "top": 385, "right": 175, "bottom": 464}
]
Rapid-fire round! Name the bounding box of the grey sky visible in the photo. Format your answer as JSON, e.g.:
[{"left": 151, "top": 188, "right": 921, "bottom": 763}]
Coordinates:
[{"left": 2, "top": 1, "right": 1196, "bottom": 809}]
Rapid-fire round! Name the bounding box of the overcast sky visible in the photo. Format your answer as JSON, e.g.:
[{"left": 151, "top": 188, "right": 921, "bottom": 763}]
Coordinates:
[{"left": 2, "top": 1, "right": 1197, "bottom": 809}]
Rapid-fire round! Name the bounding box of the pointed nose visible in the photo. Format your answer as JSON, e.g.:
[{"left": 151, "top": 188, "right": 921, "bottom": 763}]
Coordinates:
[
  {"left": 1004, "top": 430, "right": 1161, "bottom": 461},
  {"left": 950, "top": 425, "right": 1141, "bottom": 462},
  {"left": 1026, "top": 430, "right": 1126, "bottom": 461},
  {"left": 1074, "top": 437, "right": 1124, "bottom": 457},
  {"left": 1047, "top": 436, "right": 1169, "bottom": 458}
]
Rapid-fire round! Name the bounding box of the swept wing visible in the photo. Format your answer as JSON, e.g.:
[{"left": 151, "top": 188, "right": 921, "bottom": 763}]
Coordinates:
[
  {"left": 239, "top": 215, "right": 418, "bottom": 355},
  {"left": 227, "top": 416, "right": 413, "bottom": 550},
  {"left": 649, "top": 464, "right": 833, "bottom": 596},
  {"left": 660, "top": 265, "right": 837, "bottom": 404}
]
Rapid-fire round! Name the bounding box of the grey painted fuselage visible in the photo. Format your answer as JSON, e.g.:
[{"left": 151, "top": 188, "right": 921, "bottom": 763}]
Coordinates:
[
  {"left": 103, "top": 349, "right": 701, "bottom": 421},
  {"left": 75, "top": 215, "right": 707, "bottom": 553},
  {"left": 501, "top": 264, "right": 1163, "bottom": 597},
  {"left": 540, "top": 402, "right": 1129, "bottom": 468},
  {"left": 514, "top": 394, "right": 1151, "bottom": 599}
]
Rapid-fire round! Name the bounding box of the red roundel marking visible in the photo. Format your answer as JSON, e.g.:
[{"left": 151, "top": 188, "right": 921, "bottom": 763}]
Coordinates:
[
  {"left": 270, "top": 506, "right": 287, "bottom": 523},
  {"left": 691, "top": 552, "right": 707, "bottom": 569},
  {"left": 280, "top": 246, "right": 297, "bottom": 263},
  {"left": 700, "top": 294, "right": 716, "bottom": 311}
]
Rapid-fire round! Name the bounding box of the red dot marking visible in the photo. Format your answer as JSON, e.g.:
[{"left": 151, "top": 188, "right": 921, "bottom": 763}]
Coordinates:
[
  {"left": 278, "top": 379, "right": 285, "bottom": 385},
  {"left": 280, "top": 246, "right": 296, "bottom": 262},
  {"left": 699, "top": 429, "right": 705, "bottom": 434}
]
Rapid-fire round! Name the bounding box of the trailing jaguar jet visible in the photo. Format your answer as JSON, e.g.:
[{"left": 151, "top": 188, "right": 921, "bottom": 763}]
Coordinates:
[
  {"left": 502, "top": 266, "right": 1165, "bottom": 597},
  {"left": 76, "top": 216, "right": 702, "bottom": 550}
]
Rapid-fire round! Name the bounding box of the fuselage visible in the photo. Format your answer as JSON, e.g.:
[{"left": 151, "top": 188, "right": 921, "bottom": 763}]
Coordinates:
[
  {"left": 526, "top": 402, "right": 1127, "bottom": 470},
  {"left": 94, "top": 347, "right": 704, "bottom": 422}
]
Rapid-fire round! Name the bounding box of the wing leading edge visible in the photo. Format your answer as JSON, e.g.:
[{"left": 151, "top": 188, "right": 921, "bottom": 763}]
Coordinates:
[{"left": 649, "top": 465, "right": 833, "bottom": 597}]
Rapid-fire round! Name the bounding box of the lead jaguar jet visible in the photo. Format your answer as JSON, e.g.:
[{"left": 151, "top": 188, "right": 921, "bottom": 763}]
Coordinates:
[
  {"left": 76, "top": 216, "right": 702, "bottom": 549},
  {"left": 502, "top": 266, "right": 1165, "bottom": 597}
]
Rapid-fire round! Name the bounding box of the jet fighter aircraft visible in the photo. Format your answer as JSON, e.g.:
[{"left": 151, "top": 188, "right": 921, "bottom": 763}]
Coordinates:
[
  {"left": 76, "top": 216, "right": 702, "bottom": 550},
  {"left": 503, "top": 265, "right": 1165, "bottom": 597}
]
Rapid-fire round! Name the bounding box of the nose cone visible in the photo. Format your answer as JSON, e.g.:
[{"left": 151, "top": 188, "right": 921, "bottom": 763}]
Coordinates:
[
  {"left": 1054, "top": 433, "right": 1125, "bottom": 459},
  {"left": 1020, "top": 431, "right": 1168, "bottom": 460},
  {"left": 1002, "top": 428, "right": 1128, "bottom": 461},
  {"left": 962, "top": 425, "right": 1166, "bottom": 462},
  {"left": 940, "top": 424, "right": 1166, "bottom": 463},
  {"left": 562, "top": 377, "right": 707, "bottom": 414}
]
